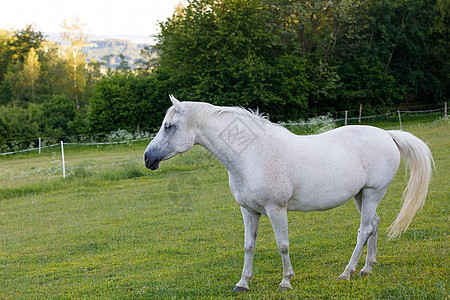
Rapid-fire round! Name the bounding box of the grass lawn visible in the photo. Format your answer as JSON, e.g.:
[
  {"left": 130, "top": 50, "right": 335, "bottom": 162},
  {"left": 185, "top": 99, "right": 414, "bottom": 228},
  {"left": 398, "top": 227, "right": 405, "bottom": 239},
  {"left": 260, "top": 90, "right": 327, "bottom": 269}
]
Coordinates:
[{"left": 0, "top": 117, "right": 448, "bottom": 299}]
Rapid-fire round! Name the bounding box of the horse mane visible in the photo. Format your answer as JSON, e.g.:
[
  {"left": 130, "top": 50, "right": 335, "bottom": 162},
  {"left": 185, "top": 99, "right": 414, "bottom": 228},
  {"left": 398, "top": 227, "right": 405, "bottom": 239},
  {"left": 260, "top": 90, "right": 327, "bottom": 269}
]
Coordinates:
[{"left": 168, "top": 101, "right": 271, "bottom": 127}]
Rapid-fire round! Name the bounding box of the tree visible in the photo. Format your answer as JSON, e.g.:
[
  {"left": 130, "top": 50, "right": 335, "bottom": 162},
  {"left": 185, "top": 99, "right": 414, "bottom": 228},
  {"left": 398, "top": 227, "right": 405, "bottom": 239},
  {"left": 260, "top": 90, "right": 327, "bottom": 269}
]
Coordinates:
[
  {"left": 21, "top": 48, "right": 41, "bottom": 103},
  {"left": 116, "top": 53, "right": 131, "bottom": 71},
  {"left": 430, "top": 0, "right": 449, "bottom": 101},
  {"left": 332, "top": 0, "right": 448, "bottom": 104},
  {"left": 1, "top": 62, "right": 25, "bottom": 106},
  {"left": 0, "top": 29, "right": 12, "bottom": 85},
  {"left": 157, "top": 0, "right": 274, "bottom": 106},
  {"left": 89, "top": 73, "right": 167, "bottom": 133},
  {"left": 0, "top": 26, "right": 45, "bottom": 105},
  {"left": 61, "top": 16, "right": 88, "bottom": 109},
  {"left": 0, "top": 104, "right": 41, "bottom": 147},
  {"left": 335, "top": 58, "right": 404, "bottom": 112},
  {"left": 37, "top": 40, "right": 72, "bottom": 101},
  {"left": 135, "top": 45, "right": 159, "bottom": 74},
  {"left": 0, "top": 25, "right": 44, "bottom": 82},
  {"left": 101, "top": 54, "right": 115, "bottom": 70},
  {"left": 41, "top": 94, "right": 77, "bottom": 137}
]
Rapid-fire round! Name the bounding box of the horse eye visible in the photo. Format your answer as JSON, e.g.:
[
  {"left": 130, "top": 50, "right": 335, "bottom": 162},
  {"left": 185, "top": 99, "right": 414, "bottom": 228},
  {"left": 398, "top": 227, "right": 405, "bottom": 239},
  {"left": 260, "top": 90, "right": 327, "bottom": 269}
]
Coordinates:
[{"left": 164, "top": 123, "right": 172, "bottom": 130}]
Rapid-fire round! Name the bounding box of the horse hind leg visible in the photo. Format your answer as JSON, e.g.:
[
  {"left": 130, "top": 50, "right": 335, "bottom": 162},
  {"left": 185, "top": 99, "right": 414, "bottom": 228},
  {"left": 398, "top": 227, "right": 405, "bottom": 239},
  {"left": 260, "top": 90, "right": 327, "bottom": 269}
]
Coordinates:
[
  {"left": 338, "top": 188, "right": 385, "bottom": 280},
  {"left": 359, "top": 213, "right": 380, "bottom": 276},
  {"left": 352, "top": 191, "right": 380, "bottom": 276}
]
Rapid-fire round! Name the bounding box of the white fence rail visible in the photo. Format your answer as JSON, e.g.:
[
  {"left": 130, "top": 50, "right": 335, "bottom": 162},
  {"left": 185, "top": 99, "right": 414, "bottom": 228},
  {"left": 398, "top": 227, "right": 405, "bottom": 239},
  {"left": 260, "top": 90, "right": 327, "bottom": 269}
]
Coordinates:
[
  {"left": 278, "top": 107, "right": 445, "bottom": 126},
  {"left": 0, "top": 143, "right": 60, "bottom": 156},
  {"left": 0, "top": 138, "right": 153, "bottom": 181},
  {"left": 0, "top": 138, "right": 153, "bottom": 156}
]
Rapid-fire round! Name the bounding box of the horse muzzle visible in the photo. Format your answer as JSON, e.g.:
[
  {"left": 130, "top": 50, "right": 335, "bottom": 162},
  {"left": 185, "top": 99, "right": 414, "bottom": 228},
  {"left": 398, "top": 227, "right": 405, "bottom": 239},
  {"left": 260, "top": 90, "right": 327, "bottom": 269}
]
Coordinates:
[{"left": 144, "top": 151, "right": 161, "bottom": 170}]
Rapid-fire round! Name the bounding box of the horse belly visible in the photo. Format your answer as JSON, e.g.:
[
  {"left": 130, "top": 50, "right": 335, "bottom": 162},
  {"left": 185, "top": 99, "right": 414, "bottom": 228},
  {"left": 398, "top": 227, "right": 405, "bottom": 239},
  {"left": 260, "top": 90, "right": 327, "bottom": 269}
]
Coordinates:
[
  {"left": 288, "top": 182, "right": 362, "bottom": 211},
  {"left": 287, "top": 154, "right": 366, "bottom": 211}
]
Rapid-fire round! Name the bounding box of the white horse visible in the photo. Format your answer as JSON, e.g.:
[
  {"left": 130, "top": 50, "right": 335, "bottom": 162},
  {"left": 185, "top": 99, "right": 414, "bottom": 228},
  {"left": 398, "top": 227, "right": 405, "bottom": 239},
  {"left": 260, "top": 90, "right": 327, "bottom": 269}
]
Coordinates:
[{"left": 144, "top": 95, "right": 434, "bottom": 292}]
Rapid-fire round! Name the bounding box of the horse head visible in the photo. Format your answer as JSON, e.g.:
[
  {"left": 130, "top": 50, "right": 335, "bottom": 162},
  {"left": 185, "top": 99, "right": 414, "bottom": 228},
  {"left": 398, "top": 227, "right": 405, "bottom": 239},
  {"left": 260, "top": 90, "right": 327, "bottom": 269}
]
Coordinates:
[{"left": 144, "top": 95, "right": 196, "bottom": 170}]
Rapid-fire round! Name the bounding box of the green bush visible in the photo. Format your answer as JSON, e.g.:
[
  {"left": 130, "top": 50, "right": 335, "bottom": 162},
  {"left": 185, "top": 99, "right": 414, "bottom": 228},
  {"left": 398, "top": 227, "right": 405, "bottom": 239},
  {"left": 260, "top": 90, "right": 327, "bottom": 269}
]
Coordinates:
[
  {"left": 89, "top": 73, "right": 167, "bottom": 134},
  {"left": 0, "top": 94, "right": 85, "bottom": 152},
  {"left": 41, "top": 94, "right": 77, "bottom": 136},
  {"left": 336, "top": 58, "right": 404, "bottom": 113},
  {"left": 0, "top": 104, "right": 41, "bottom": 150}
]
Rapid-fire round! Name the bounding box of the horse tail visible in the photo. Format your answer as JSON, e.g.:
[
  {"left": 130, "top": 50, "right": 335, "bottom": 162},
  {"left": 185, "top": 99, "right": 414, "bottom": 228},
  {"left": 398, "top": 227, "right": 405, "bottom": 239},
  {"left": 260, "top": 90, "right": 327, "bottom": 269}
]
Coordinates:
[{"left": 387, "top": 130, "right": 434, "bottom": 240}]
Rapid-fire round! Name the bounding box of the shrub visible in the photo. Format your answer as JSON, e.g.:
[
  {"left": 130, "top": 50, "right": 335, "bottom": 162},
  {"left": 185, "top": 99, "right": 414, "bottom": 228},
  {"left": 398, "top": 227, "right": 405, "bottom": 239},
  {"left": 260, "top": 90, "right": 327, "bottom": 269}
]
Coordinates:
[
  {"left": 336, "top": 58, "right": 404, "bottom": 113},
  {"left": 89, "top": 73, "right": 167, "bottom": 134}
]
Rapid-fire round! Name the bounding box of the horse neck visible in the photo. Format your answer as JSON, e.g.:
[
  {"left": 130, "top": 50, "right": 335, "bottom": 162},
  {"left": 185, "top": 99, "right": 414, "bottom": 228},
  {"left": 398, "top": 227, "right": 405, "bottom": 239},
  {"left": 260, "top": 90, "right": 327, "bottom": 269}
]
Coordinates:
[{"left": 194, "top": 112, "right": 265, "bottom": 171}]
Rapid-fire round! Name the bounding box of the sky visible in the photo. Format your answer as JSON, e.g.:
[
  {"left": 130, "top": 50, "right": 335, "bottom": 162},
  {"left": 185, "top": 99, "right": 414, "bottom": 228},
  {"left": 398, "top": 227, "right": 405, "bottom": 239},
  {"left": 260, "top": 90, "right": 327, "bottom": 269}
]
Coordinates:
[{"left": 0, "top": 0, "right": 184, "bottom": 42}]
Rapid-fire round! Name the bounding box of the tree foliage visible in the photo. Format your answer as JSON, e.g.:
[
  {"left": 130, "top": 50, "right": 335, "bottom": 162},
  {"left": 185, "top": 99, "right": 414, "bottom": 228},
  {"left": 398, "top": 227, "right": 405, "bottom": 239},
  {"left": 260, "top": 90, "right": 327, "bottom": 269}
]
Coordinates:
[
  {"left": 156, "top": 0, "right": 272, "bottom": 105},
  {"left": 0, "top": 24, "right": 96, "bottom": 144},
  {"left": 61, "top": 16, "right": 88, "bottom": 109},
  {"left": 21, "top": 47, "right": 41, "bottom": 103},
  {"left": 0, "top": 25, "right": 44, "bottom": 83},
  {"left": 89, "top": 72, "right": 167, "bottom": 133},
  {"left": 153, "top": 0, "right": 447, "bottom": 116},
  {"left": 0, "top": 0, "right": 448, "bottom": 147}
]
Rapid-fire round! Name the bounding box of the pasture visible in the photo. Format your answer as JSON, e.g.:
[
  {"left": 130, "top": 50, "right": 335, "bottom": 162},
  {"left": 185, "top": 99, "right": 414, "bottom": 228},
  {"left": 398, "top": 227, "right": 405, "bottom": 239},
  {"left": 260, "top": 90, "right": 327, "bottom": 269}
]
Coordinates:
[{"left": 0, "top": 117, "right": 448, "bottom": 299}]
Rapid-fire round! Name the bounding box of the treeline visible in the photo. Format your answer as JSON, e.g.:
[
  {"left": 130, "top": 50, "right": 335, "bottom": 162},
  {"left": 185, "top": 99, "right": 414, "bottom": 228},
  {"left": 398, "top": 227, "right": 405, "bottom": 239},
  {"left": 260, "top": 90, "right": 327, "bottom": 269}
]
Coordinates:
[
  {"left": 155, "top": 0, "right": 448, "bottom": 117},
  {"left": 0, "top": 0, "right": 448, "bottom": 148}
]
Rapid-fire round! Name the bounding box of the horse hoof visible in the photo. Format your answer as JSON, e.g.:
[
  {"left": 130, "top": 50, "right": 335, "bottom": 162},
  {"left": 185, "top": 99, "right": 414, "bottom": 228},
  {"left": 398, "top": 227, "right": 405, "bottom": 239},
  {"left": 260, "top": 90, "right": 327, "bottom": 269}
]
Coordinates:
[
  {"left": 233, "top": 286, "right": 249, "bottom": 292},
  {"left": 278, "top": 285, "right": 292, "bottom": 291},
  {"left": 337, "top": 274, "right": 350, "bottom": 281},
  {"left": 358, "top": 270, "right": 371, "bottom": 277}
]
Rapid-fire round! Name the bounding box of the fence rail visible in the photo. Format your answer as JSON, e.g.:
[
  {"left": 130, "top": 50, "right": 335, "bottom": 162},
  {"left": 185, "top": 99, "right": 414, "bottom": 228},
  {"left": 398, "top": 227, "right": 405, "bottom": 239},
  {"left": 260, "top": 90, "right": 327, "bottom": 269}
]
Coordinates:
[
  {"left": 279, "top": 107, "right": 445, "bottom": 126},
  {"left": 0, "top": 143, "right": 60, "bottom": 156},
  {"left": 0, "top": 138, "right": 153, "bottom": 156}
]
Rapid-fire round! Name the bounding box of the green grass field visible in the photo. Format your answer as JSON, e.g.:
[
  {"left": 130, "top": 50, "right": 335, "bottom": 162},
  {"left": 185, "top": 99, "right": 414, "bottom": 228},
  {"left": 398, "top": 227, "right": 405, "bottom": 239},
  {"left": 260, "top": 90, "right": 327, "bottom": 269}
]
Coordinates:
[{"left": 0, "top": 117, "right": 448, "bottom": 299}]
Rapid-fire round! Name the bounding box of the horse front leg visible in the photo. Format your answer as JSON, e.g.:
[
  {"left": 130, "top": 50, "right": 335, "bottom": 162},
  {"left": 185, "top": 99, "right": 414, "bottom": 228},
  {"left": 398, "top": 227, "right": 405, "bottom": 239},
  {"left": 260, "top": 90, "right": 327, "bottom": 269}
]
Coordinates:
[
  {"left": 266, "top": 206, "right": 295, "bottom": 291},
  {"left": 234, "top": 207, "right": 261, "bottom": 292}
]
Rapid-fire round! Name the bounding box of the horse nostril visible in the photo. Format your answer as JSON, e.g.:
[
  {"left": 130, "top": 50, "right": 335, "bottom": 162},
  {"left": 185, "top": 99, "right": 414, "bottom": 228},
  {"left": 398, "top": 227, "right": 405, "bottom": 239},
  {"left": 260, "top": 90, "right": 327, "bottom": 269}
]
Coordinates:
[{"left": 144, "top": 153, "right": 149, "bottom": 163}]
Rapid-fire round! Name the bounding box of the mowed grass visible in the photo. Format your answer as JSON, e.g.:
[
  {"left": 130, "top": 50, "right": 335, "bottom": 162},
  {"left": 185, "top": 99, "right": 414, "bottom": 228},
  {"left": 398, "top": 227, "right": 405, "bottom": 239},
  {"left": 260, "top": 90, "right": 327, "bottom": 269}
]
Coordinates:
[{"left": 0, "top": 118, "right": 448, "bottom": 299}]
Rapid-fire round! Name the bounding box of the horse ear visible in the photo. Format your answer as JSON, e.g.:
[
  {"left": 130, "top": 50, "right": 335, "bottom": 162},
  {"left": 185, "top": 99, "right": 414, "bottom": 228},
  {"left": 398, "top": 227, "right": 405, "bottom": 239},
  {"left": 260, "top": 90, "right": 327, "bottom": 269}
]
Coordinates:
[{"left": 169, "top": 94, "right": 184, "bottom": 113}]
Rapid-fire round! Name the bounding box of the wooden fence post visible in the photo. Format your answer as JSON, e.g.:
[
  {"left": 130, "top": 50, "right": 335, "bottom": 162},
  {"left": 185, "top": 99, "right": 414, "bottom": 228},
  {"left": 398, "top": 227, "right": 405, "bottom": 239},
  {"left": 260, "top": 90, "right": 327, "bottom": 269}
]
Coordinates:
[
  {"left": 445, "top": 102, "right": 447, "bottom": 123},
  {"left": 359, "top": 104, "right": 362, "bottom": 124}
]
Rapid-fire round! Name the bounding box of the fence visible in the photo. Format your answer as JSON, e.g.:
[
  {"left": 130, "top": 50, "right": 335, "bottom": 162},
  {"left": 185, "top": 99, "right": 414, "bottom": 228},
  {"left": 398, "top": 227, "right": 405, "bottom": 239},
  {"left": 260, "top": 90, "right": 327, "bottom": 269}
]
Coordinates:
[
  {"left": 1, "top": 105, "right": 447, "bottom": 181},
  {"left": 0, "top": 137, "right": 154, "bottom": 181},
  {"left": 279, "top": 107, "right": 446, "bottom": 127}
]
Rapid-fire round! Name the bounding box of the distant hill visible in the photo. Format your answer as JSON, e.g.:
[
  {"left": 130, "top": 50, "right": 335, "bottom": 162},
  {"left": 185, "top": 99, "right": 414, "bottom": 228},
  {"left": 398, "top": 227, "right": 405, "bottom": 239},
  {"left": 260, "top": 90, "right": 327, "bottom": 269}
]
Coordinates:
[
  {"left": 45, "top": 33, "right": 157, "bottom": 69},
  {"left": 83, "top": 39, "right": 152, "bottom": 69},
  {"left": 45, "top": 32, "right": 157, "bottom": 45}
]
